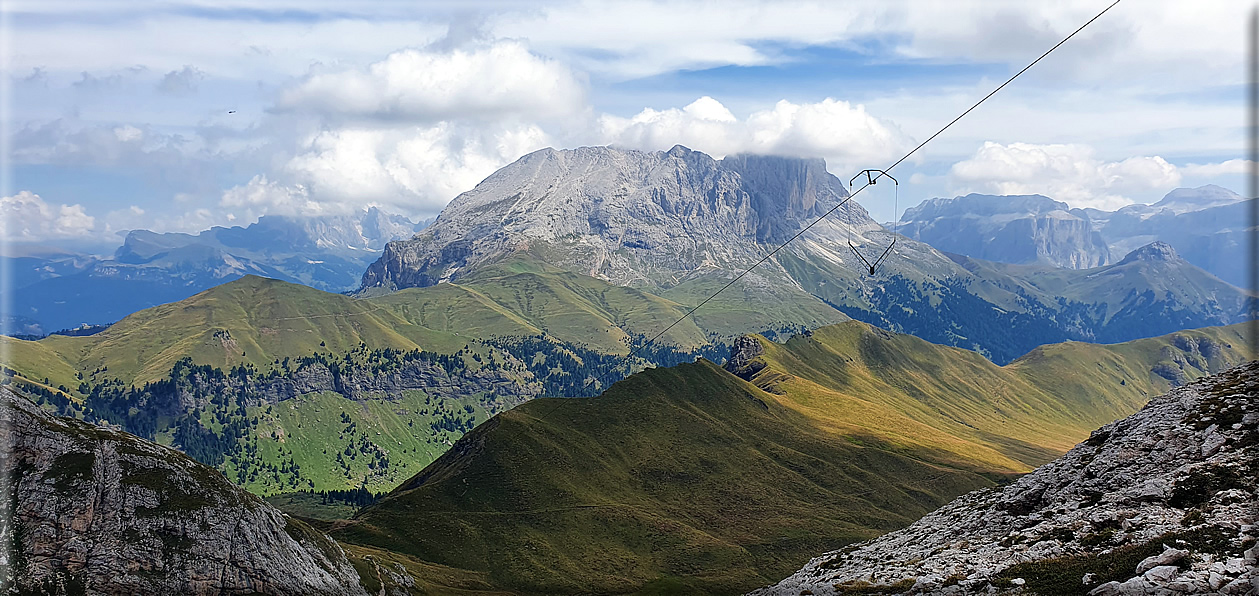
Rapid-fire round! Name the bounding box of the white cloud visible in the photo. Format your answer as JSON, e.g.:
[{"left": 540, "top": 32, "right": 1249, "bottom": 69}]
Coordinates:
[
  {"left": 7, "top": 12, "right": 447, "bottom": 80},
  {"left": 1, "top": 191, "right": 98, "bottom": 241},
  {"left": 113, "top": 125, "right": 143, "bottom": 142},
  {"left": 598, "top": 97, "right": 909, "bottom": 172},
  {"left": 949, "top": 142, "right": 1183, "bottom": 210},
  {"left": 224, "top": 122, "right": 553, "bottom": 217},
  {"left": 1181, "top": 159, "right": 1253, "bottom": 178},
  {"left": 6, "top": 2, "right": 1247, "bottom": 239},
  {"left": 220, "top": 175, "right": 322, "bottom": 217},
  {"left": 491, "top": 0, "right": 1244, "bottom": 86},
  {"left": 277, "top": 41, "right": 586, "bottom": 122}
]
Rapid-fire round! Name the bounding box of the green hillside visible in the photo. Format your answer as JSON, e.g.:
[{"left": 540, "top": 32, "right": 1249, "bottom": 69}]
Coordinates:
[
  {"left": 339, "top": 359, "right": 998, "bottom": 595},
  {"left": 733, "top": 322, "right": 1254, "bottom": 468},
  {"left": 337, "top": 321, "right": 1254, "bottom": 595},
  {"left": 2, "top": 259, "right": 747, "bottom": 390},
  {"left": 0, "top": 267, "right": 728, "bottom": 497}
]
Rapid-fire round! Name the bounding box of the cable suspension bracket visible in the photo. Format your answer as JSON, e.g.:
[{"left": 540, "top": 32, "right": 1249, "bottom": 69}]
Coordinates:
[{"left": 847, "top": 169, "right": 899, "bottom": 276}]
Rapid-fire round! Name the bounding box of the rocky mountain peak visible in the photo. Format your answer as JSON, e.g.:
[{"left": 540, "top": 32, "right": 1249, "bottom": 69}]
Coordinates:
[
  {"left": 360, "top": 145, "right": 863, "bottom": 291},
  {"left": 901, "top": 193, "right": 1068, "bottom": 220},
  {"left": 756, "top": 361, "right": 1259, "bottom": 595},
  {"left": 723, "top": 334, "right": 767, "bottom": 380},
  {"left": 1119, "top": 240, "right": 1181, "bottom": 265}
]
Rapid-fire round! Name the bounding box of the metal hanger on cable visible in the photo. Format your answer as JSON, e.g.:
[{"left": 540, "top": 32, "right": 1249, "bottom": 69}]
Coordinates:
[{"left": 846, "top": 169, "right": 898, "bottom": 276}]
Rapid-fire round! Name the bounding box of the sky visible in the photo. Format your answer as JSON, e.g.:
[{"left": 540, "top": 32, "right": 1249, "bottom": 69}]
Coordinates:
[{"left": 0, "top": 0, "right": 1251, "bottom": 249}]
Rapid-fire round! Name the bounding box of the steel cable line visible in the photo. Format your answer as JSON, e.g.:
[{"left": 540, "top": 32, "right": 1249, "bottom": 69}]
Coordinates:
[
  {"left": 398, "top": 0, "right": 1125, "bottom": 502},
  {"left": 249, "top": 1, "right": 1130, "bottom": 418},
  {"left": 556, "top": 0, "right": 1125, "bottom": 401}
]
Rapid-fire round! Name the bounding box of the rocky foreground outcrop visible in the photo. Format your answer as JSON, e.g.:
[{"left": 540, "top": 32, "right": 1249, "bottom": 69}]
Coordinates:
[
  {"left": 0, "top": 386, "right": 370, "bottom": 595},
  {"left": 755, "top": 361, "right": 1259, "bottom": 595}
]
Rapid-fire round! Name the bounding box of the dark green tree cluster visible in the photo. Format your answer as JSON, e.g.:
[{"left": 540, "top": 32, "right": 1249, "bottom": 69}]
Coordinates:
[{"left": 829, "top": 275, "right": 1072, "bottom": 365}]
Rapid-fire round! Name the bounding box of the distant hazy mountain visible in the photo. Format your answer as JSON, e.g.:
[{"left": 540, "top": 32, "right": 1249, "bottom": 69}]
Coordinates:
[
  {"left": 899, "top": 185, "right": 1250, "bottom": 286},
  {"left": 895, "top": 193, "right": 1110, "bottom": 268},
  {"left": 948, "top": 241, "right": 1252, "bottom": 344},
  {"left": 1083, "top": 185, "right": 1251, "bottom": 288},
  {"left": 3, "top": 208, "right": 428, "bottom": 334}
]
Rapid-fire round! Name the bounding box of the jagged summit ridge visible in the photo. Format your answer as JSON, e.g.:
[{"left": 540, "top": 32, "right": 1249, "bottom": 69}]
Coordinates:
[
  {"left": 360, "top": 145, "right": 872, "bottom": 290},
  {"left": 755, "top": 361, "right": 1259, "bottom": 595}
]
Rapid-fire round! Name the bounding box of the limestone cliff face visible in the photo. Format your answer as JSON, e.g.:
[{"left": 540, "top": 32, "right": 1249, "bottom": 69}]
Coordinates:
[
  {"left": 0, "top": 387, "right": 370, "bottom": 595},
  {"left": 897, "top": 194, "right": 1111, "bottom": 269},
  {"left": 755, "top": 362, "right": 1259, "bottom": 595},
  {"left": 360, "top": 145, "right": 872, "bottom": 291}
]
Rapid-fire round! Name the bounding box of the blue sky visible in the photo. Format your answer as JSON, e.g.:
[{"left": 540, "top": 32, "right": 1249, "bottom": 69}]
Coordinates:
[{"left": 2, "top": 0, "right": 1250, "bottom": 249}]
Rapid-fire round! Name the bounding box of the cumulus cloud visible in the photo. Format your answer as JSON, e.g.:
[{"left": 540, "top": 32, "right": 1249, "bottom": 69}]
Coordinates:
[
  {"left": 598, "top": 96, "right": 909, "bottom": 172},
  {"left": 220, "top": 175, "right": 321, "bottom": 217},
  {"left": 1180, "top": 159, "right": 1253, "bottom": 178},
  {"left": 949, "top": 142, "right": 1183, "bottom": 210},
  {"left": 276, "top": 41, "right": 585, "bottom": 122},
  {"left": 219, "top": 122, "right": 553, "bottom": 217},
  {"left": 1, "top": 191, "right": 97, "bottom": 242}
]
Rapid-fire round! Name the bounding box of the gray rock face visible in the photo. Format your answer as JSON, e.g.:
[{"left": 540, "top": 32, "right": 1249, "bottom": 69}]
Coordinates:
[
  {"left": 0, "top": 387, "right": 371, "bottom": 595},
  {"left": 753, "top": 361, "right": 1259, "bottom": 595},
  {"left": 361, "top": 145, "right": 886, "bottom": 291},
  {"left": 1116, "top": 240, "right": 1181, "bottom": 265},
  {"left": 896, "top": 193, "right": 1111, "bottom": 269}
]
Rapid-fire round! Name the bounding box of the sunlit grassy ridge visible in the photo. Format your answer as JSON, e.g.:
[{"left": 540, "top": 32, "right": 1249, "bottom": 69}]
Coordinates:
[
  {"left": 341, "top": 359, "right": 996, "bottom": 595},
  {"left": 735, "top": 321, "right": 1253, "bottom": 470},
  {"left": 338, "top": 321, "right": 1253, "bottom": 595},
  {"left": 2, "top": 263, "right": 713, "bottom": 388},
  {"left": 0, "top": 265, "right": 733, "bottom": 497}
]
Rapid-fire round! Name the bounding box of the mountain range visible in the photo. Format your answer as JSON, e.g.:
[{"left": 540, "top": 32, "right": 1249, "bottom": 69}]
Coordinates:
[
  {"left": 4, "top": 144, "right": 1255, "bottom": 595},
  {"left": 2, "top": 208, "right": 429, "bottom": 335},
  {"left": 362, "top": 146, "right": 1253, "bottom": 364},
  {"left": 896, "top": 185, "right": 1252, "bottom": 287},
  {"left": 7, "top": 320, "right": 1252, "bottom": 595}
]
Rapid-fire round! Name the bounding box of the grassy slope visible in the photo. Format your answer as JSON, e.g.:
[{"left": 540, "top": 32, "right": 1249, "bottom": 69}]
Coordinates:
[
  {"left": 0, "top": 263, "right": 730, "bottom": 497},
  {"left": 340, "top": 360, "right": 996, "bottom": 595},
  {"left": 740, "top": 322, "right": 1254, "bottom": 471},
  {"left": 658, "top": 274, "right": 848, "bottom": 340},
  {"left": 225, "top": 389, "right": 497, "bottom": 495},
  {"left": 1007, "top": 323, "right": 1255, "bottom": 405},
  {"left": 338, "top": 321, "right": 1255, "bottom": 595},
  {"left": 4, "top": 259, "right": 718, "bottom": 389},
  {"left": 13, "top": 275, "right": 440, "bottom": 387}
]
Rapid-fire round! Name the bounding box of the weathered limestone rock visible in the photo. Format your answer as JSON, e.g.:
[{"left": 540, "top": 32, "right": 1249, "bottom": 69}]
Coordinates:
[{"left": 0, "top": 387, "right": 371, "bottom": 594}]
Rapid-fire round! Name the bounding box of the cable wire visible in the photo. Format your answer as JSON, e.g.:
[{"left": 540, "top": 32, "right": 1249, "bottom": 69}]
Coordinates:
[{"left": 567, "top": 0, "right": 1125, "bottom": 397}]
